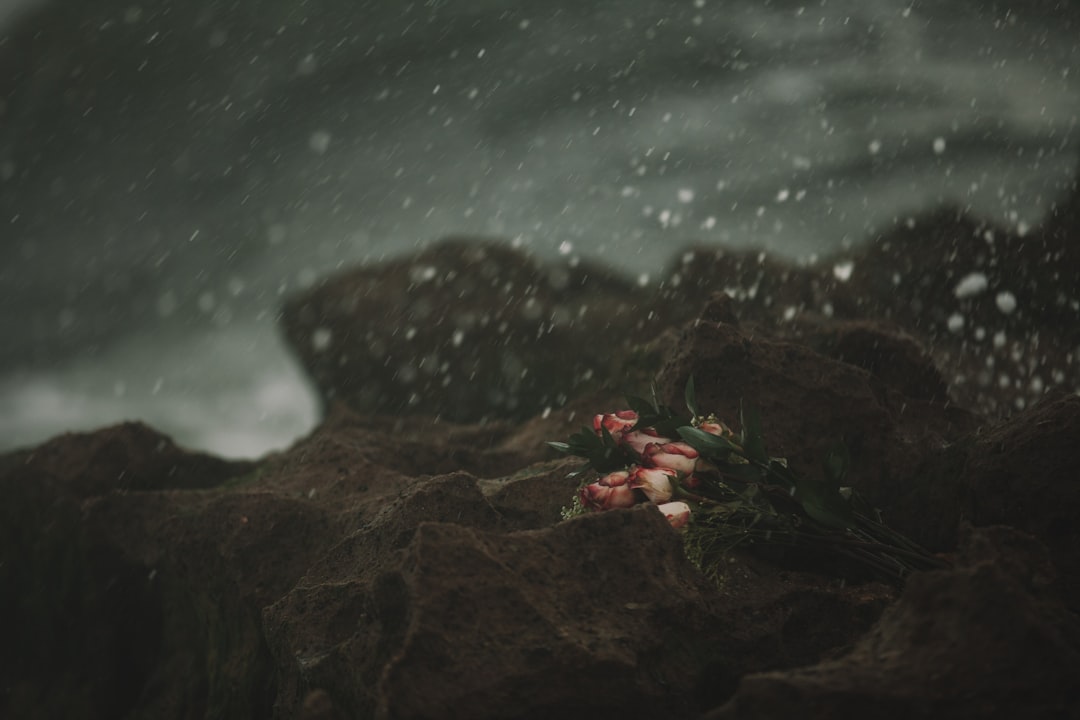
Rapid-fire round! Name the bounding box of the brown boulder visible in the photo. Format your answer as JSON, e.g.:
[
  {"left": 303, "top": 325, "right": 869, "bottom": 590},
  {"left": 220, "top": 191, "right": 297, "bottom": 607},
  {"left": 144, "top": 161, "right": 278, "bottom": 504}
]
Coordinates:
[
  {"left": 654, "top": 295, "right": 976, "bottom": 550},
  {"left": 7, "top": 225, "right": 1080, "bottom": 719},
  {"left": 793, "top": 318, "right": 950, "bottom": 403},
  {"left": 705, "top": 525, "right": 1080, "bottom": 720},
  {"left": 664, "top": 191, "right": 1080, "bottom": 420},
  {"left": 0, "top": 424, "right": 259, "bottom": 719},
  {"left": 280, "top": 238, "right": 675, "bottom": 424},
  {"left": 958, "top": 391, "right": 1080, "bottom": 609},
  {"left": 2, "top": 401, "right": 895, "bottom": 719}
]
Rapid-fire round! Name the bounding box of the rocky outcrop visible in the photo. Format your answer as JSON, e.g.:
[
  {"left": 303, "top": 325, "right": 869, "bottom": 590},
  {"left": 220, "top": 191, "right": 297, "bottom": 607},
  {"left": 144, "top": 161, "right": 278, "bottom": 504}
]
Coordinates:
[
  {"left": 957, "top": 391, "right": 1080, "bottom": 609},
  {"left": 665, "top": 196, "right": 1080, "bottom": 420},
  {"left": 280, "top": 239, "right": 681, "bottom": 424},
  {"left": 654, "top": 293, "right": 976, "bottom": 552},
  {"left": 6, "top": 178, "right": 1080, "bottom": 718},
  {"left": 707, "top": 525, "right": 1080, "bottom": 720},
  {"left": 1, "top": 407, "right": 894, "bottom": 720}
]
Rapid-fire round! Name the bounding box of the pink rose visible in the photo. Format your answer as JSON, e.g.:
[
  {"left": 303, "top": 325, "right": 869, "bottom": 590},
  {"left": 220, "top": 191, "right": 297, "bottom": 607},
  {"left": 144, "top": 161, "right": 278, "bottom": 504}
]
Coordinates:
[
  {"left": 699, "top": 419, "right": 735, "bottom": 438},
  {"left": 627, "top": 465, "right": 676, "bottom": 503},
  {"left": 642, "top": 441, "right": 699, "bottom": 475},
  {"left": 580, "top": 470, "right": 638, "bottom": 511},
  {"left": 593, "top": 410, "right": 638, "bottom": 439},
  {"left": 657, "top": 501, "right": 691, "bottom": 529},
  {"left": 698, "top": 418, "right": 742, "bottom": 451},
  {"left": 621, "top": 427, "right": 673, "bottom": 456}
]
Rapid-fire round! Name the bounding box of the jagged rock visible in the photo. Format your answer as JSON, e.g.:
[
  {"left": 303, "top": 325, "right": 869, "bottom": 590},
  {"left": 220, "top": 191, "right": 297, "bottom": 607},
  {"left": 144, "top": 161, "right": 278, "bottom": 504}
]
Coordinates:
[
  {"left": 4, "top": 420, "right": 253, "bottom": 496},
  {"left": 299, "top": 690, "right": 347, "bottom": 720},
  {"left": 1, "top": 403, "right": 894, "bottom": 719},
  {"left": 958, "top": 391, "right": 1080, "bottom": 609},
  {"left": 374, "top": 509, "right": 719, "bottom": 720},
  {"left": 7, "top": 224, "right": 1080, "bottom": 719},
  {"left": 0, "top": 423, "right": 258, "bottom": 719},
  {"left": 838, "top": 205, "right": 1080, "bottom": 418},
  {"left": 793, "top": 319, "right": 950, "bottom": 403},
  {"left": 280, "top": 239, "right": 676, "bottom": 424},
  {"left": 654, "top": 306, "right": 976, "bottom": 550},
  {"left": 664, "top": 178, "right": 1080, "bottom": 420},
  {"left": 704, "top": 525, "right": 1080, "bottom": 720}
]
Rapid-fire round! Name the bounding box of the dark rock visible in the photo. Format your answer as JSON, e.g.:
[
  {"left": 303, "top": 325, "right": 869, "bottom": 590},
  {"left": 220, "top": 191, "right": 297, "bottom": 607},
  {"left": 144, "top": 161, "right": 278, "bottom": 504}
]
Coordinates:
[
  {"left": 794, "top": 319, "right": 950, "bottom": 403},
  {"left": 1, "top": 402, "right": 894, "bottom": 720},
  {"left": 654, "top": 308, "right": 976, "bottom": 549},
  {"left": 958, "top": 391, "right": 1080, "bottom": 609},
  {"left": 280, "top": 238, "right": 675, "bottom": 424},
  {"left": 837, "top": 205, "right": 1080, "bottom": 419},
  {"left": 10, "top": 420, "right": 254, "bottom": 497},
  {"left": 697, "top": 290, "right": 742, "bottom": 327},
  {"left": 1041, "top": 165, "right": 1080, "bottom": 245},
  {"left": 258, "top": 496, "right": 892, "bottom": 719},
  {"left": 704, "top": 525, "right": 1080, "bottom": 720},
  {"left": 667, "top": 247, "right": 821, "bottom": 325},
  {"left": 665, "top": 191, "right": 1080, "bottom": 420},
  {"left": 374, "top": 509, "right": 718, "bottom": 720},
  {"left": 0, "top": 423, "right": 258, "bottom": 719},
  {"left": 300, "top": 689, "right": 347, "bottom": 720},
  {"left": 7, "top": 220, "right": 1080, "bottom": 719}
]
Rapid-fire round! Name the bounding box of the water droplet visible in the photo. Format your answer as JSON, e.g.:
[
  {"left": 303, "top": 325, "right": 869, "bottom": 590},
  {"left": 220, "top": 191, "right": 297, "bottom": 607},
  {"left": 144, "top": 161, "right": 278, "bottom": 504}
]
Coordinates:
[
  {"left": 309, "top": 130, "right": 331, "bottom": 155},
  {"left": 832, "top": 260, "right": 854, "bottom": 282},
  {"left": 312, "top": 327, "right": 332, "bottom": 352},
  {"left": 953, "top": 272, "right": 988, "bottom": 299}
]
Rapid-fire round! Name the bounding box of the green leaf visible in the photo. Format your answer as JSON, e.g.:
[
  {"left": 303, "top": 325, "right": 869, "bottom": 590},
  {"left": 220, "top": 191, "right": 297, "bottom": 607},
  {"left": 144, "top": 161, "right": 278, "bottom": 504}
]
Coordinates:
[
  {"left": 822, "top": 442, "right": 850, "bottom": 486},
  {"left": 739, "top": 402, "right": 768, "bottom": 464},
  {"left": 626, "top": 394, "right": 656, "bottom": 417},
  {"left": 678, "top": 426, "right": 739, "bottom": 456},
  {"left": 650, "top": 416, "right": 685, "bottom": 440},
  {"left": 569, "top": 427, "right": 600, "bottom": 447},
  {"left": 764, "top": 458, "right": 797, "bottom": 491},
  {"left": 650, "top": 383, "right": 662, "bottom": 414},
  {"left": 547, "top": 441, "right": 572, "bottom": 453},
  {"left": 684, "top": 375, "right": 698, "bottom": 418},
  {"left": 718, "top": 463, "right": 766, "bottom": 483},
  {"left": 793, "top": 473, "right": 854, "bottom": 531}
]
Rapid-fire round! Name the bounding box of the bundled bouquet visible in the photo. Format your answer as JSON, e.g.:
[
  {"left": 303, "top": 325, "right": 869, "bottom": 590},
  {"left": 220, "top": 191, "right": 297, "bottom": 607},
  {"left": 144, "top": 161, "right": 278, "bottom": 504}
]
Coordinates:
[{"left": 550, "top": 379, "right": 947, "bottom": 585}]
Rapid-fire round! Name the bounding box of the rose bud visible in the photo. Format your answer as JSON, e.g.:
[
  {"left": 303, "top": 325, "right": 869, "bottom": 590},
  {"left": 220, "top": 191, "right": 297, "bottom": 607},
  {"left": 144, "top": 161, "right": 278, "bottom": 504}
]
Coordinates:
[
  {"left": 580, "top": 480, "right": 637, "bottom": 511},
  {"left": 657, "top": 501, "right": 692, "bottom": 529},
  {"left": 621, "top": 427, "right": 673, "bottom": 456},
  {"left": 642, "top": 441, "right": 699, "bottom": 476},
  {"left": 699, "top": 419, "right": 735, "bottom": 438},
  {"left": 598, "top": 469, "right": 631, "bottom": 487},
  {"left": 698, "top": 418, "right": 743, "bottom": 451},
  {"left": 627, "top": 465, "right": 677, "bottom": 504},
  {"left": 593, "top": 410, "right": 638, "bottom": 439},
  {"left": 579, "top": 470, "right": 638, "bottom": 511}
]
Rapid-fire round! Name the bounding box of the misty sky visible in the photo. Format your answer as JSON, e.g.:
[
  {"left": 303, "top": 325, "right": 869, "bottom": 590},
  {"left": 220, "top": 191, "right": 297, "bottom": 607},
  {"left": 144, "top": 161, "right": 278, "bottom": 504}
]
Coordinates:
[{"left": 1, "top": 0, "right": 1077, "bottom": 456}]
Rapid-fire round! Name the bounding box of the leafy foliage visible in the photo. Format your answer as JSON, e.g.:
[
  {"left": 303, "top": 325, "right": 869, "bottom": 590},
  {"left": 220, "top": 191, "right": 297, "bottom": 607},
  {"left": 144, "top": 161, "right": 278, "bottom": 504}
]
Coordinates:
[
  {"left": 547, "top": 425, "right": 637, "bottom": 475},
  {"left": 551, "top": 376, "right": 948, "bottom": 585}
]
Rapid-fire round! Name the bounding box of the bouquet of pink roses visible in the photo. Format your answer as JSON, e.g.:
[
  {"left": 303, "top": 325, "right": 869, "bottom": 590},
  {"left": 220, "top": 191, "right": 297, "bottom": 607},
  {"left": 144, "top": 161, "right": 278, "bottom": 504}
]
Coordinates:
[{"left": 550, "top": 379, "right": 946, "bottom": 584}]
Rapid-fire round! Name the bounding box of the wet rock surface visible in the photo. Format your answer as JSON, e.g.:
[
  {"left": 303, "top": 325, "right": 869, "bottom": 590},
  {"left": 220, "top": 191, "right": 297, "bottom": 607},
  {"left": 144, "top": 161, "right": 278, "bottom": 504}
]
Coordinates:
[
  {"left": 706, "top": 525, "right": 1080, "bottom": 720},
  {"left": 667, "top": 170, "right": 1080, "bottom": 420},
  {"left": 281, "top": 238, "right": 677, "bottom": 424},
  {"left": 654, "top": 296, "right": 976, "bottom": 551},
  {"left": 5, "top": 185, "right": 1080, "bottom": 718}
]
